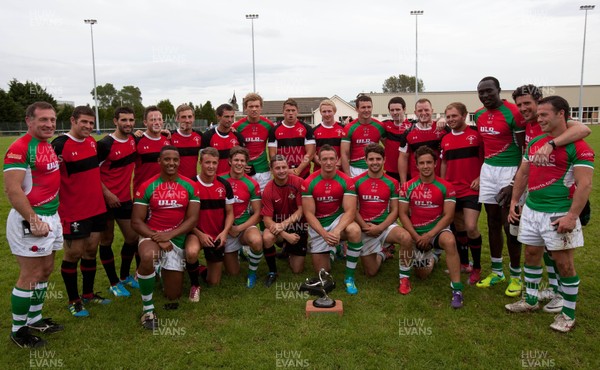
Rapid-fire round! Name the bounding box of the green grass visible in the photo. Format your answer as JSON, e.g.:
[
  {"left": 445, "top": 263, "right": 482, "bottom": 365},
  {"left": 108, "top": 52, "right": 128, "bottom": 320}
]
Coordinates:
[{"left": 1, "top": 129, "right": 600, "bottom": 369}]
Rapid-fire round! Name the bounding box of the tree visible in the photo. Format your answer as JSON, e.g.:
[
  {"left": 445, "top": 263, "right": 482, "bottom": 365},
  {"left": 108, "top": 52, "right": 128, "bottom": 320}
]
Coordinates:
[
  {"left": 382, "top": 74, "right": 424, "bottom": 93},
  {"left": 8, "top": 79, "right": 57, "bottom": 112},
  {"left": 157, "top": 99, "right": 175, "bottom": 122},
  {"left": 0, "top": 88, "right": 22, "bottom": 124},
  {"left": 92, "top": 83, "right": 118, "bottom": 109},
  {"left": 117, "top": 85, "right": 143, "bottom": 108},
  {"left": 198, "top": 101, "right": 217, "bottom": 126}
]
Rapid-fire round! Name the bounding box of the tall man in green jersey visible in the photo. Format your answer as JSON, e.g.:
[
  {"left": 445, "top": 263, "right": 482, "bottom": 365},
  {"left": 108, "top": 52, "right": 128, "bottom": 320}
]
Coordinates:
[{"left": 505, "top": 96, "right": 594, "bottom": 333}]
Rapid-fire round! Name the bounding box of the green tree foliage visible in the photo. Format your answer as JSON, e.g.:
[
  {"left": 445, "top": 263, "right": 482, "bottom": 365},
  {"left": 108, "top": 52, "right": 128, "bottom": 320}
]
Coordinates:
[
  {"left": 198, "top": 101, "right": 217, "bottom": 125},
  {"left": 382, "top": 74, "right": 424, "bottom": 93},
  {"left": 92, "top": 83, "right": 118, "bottom": 109},
  {"left": 0, "top": 89, "right": 22, "bottom": 123},
  {"left": 7, "top": 79, "right": 57, "bottom": 116},
  {"left": 157, "top": 99, "right": 176, "bottom": 122}
]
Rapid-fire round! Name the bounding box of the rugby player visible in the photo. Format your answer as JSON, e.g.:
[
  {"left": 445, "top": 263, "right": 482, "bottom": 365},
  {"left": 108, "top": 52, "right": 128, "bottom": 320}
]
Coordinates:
[
  {"left": 133, "top": 106, "right": 170, "bottom": 193},
  {"left": 5, "top": 102, "right": 63, "bottom": 347},
  {"left": 131, "top": 146, "right": 200, "bottom": 329},
  {"left": 201, "top": 103, "right": 245, "bottom": 175},
  {"left": 302, "top": 145, "right": 364, "bottom": 294},
  {"left": 505, "top": 96, "right": 594, "bottom": 332},
  {"left": 354, "top": 143, "right": 409, "bottom": 276},
  {"left": 382, "top": 97, "right": 412, "bottom": 181},
  {"left": 169, "top": 104, "right": 202, "bottom": 180},
  {"left": 313, "top": 99, "right": 345, "bottom": 171},
  {"left": 52, "top": 106, "right": 109, "bottom": 317},
  {"left": 398, "top": 146, "right": 464, "bottom": 308}
]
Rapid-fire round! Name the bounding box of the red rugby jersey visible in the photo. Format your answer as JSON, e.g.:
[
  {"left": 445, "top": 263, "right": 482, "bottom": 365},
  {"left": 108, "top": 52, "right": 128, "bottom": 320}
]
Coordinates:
[
  {"left": 201, "top": 128, "right": 245, "bottom": 175},
  {"left": 192, "top": 175, "right": 234, "bottom": 239},
  {"left": 268, "top": 121, "right": 315, "bottom": 178},
  {"left": 97, "top": 134, "right": 137, "bottom": 202},
  {"left": 261, "top": 174, "right": 304, "bottom": 224},
  {"left": 525, "top": 121, "right": 543, "bottom": 146},
  {"left": 313, "top": 122, "right": 345, "bottom": 171},
  {"left": 170, "top": 129, "right": 202, "bottom": 180},
  {"left": 399, "top": 176, "right": 456, "bottom": 234},
  {"left": 440, "top": 126, "right": 484, "bottom": 198},
  {"left": 382, "top": 119, "right": 412, "bottom": 174},
  {"left": 301, "top": 169, "right": 355, "bottom": 227},
  {"left": 354, "top": 172, "right": 399, "bottom": 224},
  {"left": 51, "top": 134, "right": 106, "bottom": 222},
  {"left": 233, "top": 116, "right": 274, "bottom": 173},
  {"left": 133, "top": 133, "right": 170, "bottom": 193},
  {"left": 400, "top": 123, "right": 448, "bottom": 179},
  {"left": 341, "top": 119, "right": 386, "bottom": 169},
  {"left": 3, "top": 133, "right": 60, "bottom": 215},
  {"left": 221, "top": 173, "right": 261, "bottom": 225}
]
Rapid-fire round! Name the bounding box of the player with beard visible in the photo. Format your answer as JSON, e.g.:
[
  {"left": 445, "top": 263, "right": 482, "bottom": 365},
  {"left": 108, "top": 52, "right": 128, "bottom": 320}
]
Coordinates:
[
  {"left": 97, "top": 107, "right": 139, "bottom": 297},
  {"left": 440, "top": 103, "right": 484, "bottom": 285}
]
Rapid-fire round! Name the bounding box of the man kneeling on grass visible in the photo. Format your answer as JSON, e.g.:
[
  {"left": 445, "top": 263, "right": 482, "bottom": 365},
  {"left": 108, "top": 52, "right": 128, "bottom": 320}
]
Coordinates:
[
  {"left": 398, "top": 146, "right": 464, "bottom": 308},
  {"left": 131, "top": 146, "right": 199, "bottom": 330}
]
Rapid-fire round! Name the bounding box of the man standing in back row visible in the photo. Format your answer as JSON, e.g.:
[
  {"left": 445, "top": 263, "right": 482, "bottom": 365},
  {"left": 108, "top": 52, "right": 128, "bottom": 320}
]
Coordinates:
[
  {"left": 474, "top": 76, "right": 525, "bottom": 297},
  {"left": 341, "top": 95, "right": 385, "bottom": 178},
  {"left": 52, "top": 106, "right": 109, "bottom": 317},
  {"left": 233, "top": 93, "right": 275, "bottom": 192}
]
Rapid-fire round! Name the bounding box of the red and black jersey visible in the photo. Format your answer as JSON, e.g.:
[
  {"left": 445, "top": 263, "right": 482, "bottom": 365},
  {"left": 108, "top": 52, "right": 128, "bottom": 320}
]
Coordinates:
[
  {"left": 170, "top": 129, "right": 202, "bottom": 180},
  {"left": 440, "top": 126, "right": 484, "bottom": 198},
  {"left": 133, "top": 133, "right": 170, "bottom": 193},
  {"left": 51, "top": 134, "right": 106, "bottom": 222},
  {"left": 261, "top": 174, "right": 304, "bottom": 224},
  {"left": 382, "top": 119, "right": 412, "bottom": 174},
  {"left": 268, "top": 121, "right": 315, "bottom": 178},
  {"left": 400, "top": 123, "right": 449, "bottom": 179},
  {"left": 192, "top": 175, "right": 234, "bottom": 239},
  {"left": 201, "top": 128, "right": 245, "bottom": 175},
  {"left": 313, "top": 122, "right": 345, "bottom": 170},
  {"left": 97, "top": 134, "right": 137, "bottom": 202}
]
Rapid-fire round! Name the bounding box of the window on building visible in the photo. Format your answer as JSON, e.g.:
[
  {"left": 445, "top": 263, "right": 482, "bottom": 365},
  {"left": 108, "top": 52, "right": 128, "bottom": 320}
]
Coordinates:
[{"left": 570, "top": 106, "right": 599, "bottom": 124}]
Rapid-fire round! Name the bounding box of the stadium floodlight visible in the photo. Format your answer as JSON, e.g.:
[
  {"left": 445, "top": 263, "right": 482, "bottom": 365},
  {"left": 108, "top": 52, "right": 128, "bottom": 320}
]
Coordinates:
[
  {"left": 245, "top": 14, "right": 259, "bottom": 93},
  {"left": 84, "top": 19, "right": 101, "bottom": 134},
  {"left": 578, "top": 5, "right": 595, "bottom": 123},
  {"left": 410, "top": 10, "right": 424, "bottom": 100}
]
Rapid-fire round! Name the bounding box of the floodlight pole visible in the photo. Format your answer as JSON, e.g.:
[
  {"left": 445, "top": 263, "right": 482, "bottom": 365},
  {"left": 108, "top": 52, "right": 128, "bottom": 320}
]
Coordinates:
[
  {"left": 411, "top": 10, "right": 424, "bottom": 100},
  {"left": 246, "top": 14, "right": 259, "bottom": 92},
  {"left": 84, "top": 19, "right": 100, "bottom": 134},
  {"left": 578, "top": 5, "right": 594, "bottom": 123}
]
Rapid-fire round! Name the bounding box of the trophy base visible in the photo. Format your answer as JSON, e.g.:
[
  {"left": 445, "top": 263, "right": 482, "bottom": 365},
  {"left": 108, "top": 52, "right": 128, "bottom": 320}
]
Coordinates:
[{"left": 305, "top": 300, "right": 343, "bottom": 318}]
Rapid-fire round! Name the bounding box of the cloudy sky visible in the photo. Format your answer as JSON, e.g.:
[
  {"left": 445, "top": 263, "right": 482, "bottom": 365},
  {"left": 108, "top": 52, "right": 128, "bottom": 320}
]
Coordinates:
[{"left": 1, "top": 0, "right": 598, "bottom": 109}]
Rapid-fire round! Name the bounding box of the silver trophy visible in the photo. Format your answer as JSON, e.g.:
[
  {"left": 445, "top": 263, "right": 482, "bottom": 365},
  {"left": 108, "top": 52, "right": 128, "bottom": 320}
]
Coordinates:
[{"left": 299, "top": 268, "right": 336, "bottom": 308}]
